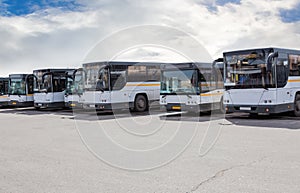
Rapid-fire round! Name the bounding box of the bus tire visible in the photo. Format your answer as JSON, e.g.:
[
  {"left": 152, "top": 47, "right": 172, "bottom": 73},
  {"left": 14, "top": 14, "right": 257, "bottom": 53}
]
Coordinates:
[
  {"left": 134, "top": 94, "right": 148, "bottom": 112},
  {"left": 293, "top": 94, "right": 300, "bottom": 117},
  {"left": 34, "top": 107, "right": 40, "bottom": 110}
]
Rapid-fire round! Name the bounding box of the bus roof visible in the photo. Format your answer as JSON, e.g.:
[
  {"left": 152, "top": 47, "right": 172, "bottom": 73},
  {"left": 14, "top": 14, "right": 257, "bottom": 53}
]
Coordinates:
[
  {"left": 82, "top": 61, "right": 164, "bottom": 67},
  {"left": 223, "top": 47, "right": 300, "bottom": 55},
  {"left": 33, "top": 68, "right": 76, "bottom": 73},
  {"left": 161, "top": 62, "right": 213, "bottom": 70},
  {"left": 9, "top": 74, "right": 32, "bottom": 78}
]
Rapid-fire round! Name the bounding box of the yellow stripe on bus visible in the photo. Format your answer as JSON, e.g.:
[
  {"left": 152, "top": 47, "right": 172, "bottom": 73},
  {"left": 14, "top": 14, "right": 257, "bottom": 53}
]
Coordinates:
[
  {"left": 200, "top": 92, "right": 223, "bottom": 97},
  {"left": 126, "top": 84, "right": 160, "bottom": 87},
  {"left": 288, "top": 79, "right": 300, "bottom": 83},
  {"left": 0, "top": 96, "right": 8, "bottom": 98},
  {"left": 27, "top": 94, "right": 34, "bottom": 96}
]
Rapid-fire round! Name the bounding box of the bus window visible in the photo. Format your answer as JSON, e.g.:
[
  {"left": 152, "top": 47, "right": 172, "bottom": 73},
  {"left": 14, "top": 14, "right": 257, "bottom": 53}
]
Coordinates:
[
  {"left": 111, "top": 71, "right": 126, "bottom": 91},
  {"left": 289, "top": 54, "right": 300, "bottom": 76},
  {"left": 147, "top": 66, "right": 160, "bottom": 81},
  {"left": 96, "top": 68, "right": 109, "bottom": 91}
]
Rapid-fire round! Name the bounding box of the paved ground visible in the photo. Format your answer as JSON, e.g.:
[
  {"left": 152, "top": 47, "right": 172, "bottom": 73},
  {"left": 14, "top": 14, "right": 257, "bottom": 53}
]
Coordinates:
[{"left": 0, "top": 108, "right": 300, "bottom": 193}]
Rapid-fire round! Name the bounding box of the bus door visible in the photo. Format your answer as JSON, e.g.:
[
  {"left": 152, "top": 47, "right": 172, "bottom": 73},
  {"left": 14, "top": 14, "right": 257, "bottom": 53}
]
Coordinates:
[
  {"left": 110, "top": 70, "right": 127, "bottom": 107},
  {"left": 52, "top": 74, "right": 67, "bottom": 103},
  {"left": 276, "top": 56, "right": 292, "bottom": 104},
  {"left": 96, "top": 67, "right": 111, "bottom": 104},
  {"left": 25, "top": 75, "right": 34, "bottom": 102}
]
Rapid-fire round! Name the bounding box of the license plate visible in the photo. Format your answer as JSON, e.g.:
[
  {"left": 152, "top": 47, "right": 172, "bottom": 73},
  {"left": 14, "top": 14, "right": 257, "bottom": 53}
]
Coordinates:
[
  {"left": 12, "top": 102, "right": 17, "bottom": 105},
  {"left": 240, "top": 107, "right": 251, "bottom": 111},
  {"left": 172, "top": 106, "right": 181, "bottom": 110},
  {"left": 38, "top": 103, "right": 42, "bottom": 106},
  {"left": 89, "top": 104, "right": 96, "bottom": 108}
]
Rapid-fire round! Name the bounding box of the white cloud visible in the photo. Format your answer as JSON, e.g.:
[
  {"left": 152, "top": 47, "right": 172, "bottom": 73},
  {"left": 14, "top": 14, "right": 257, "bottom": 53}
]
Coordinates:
[{"left": 1, "top": 0, "right": 300, "bottom": 76}]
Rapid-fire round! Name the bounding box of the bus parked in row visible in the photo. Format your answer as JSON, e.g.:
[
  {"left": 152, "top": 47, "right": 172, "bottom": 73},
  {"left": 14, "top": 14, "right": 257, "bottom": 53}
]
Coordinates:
[
  {"left": 33, "top": 68, "right": 75, "bottom": 109},
  {"left": 0, "top": 77, "right": 9, "bottom": 107},
  {"left": 160, "top": 59, "right": 224, "bottom": 113},
  {"left": 223, "top": 47, "right": 300, "bottom": 116},
  {"left": 8, "top": 74, "right": 35, "bottom": 107},
  {"left": 65, "top": 68, "right": 85, "bottom": 108},
  {"left": 82, "top": 61, "right": 161, "bottom": 112}
]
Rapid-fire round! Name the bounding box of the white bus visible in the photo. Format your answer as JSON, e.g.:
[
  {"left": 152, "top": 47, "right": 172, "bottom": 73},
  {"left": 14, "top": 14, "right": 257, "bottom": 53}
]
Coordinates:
[
  {"left": 82, "top": 61, "right": 161, "bottom": 112},
  {"left": 8, "top": 74, "right": 35, "bottom": 107},
  {"left": 0, "top": 77, "right": 9, "bottom": 107},
  {"left": 33, "top": 69, "right": 75, "bottom": 109},
  {"left": 160, "top": 59, "right": 224, "bottom": 113},
  {"left": 223, "top": 47, "right": 300, "bottom": 116},
  {"left": 65, "top": 68, "right": 84, "bottom": 108}
]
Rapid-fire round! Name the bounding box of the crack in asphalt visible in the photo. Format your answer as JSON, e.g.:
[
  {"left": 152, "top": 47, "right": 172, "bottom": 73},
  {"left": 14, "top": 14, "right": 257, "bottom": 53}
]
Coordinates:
[{"left": 190, "top": 156, "right": 267, "bottom": 192}]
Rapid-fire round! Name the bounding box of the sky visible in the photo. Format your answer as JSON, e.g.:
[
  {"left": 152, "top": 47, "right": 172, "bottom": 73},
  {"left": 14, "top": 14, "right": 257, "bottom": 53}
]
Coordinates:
[{"left": 0, "top": 0, "right": 300, "bottom": 76}]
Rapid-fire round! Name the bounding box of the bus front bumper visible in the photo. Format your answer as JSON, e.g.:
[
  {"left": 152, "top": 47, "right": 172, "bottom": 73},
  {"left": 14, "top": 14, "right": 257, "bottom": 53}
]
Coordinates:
[
  {"left": 163, "top": 103, "right": 212, "bottom": 113},
  {"left": 34, "top": 102, "right": 65, "bottom": 109},
  {"left": 9, "top": 100, "right": 33, "bottom": 107},
  {"left": 225, "top": 104, "right": 294, "bottom": 114},
  {"left": 65, "top": 101, "right": 83, "bottom": 109}
]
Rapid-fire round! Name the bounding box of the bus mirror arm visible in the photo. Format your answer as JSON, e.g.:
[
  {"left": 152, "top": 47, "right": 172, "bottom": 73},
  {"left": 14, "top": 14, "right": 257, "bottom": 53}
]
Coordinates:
[{"left": 266, "top": 52, "right": 278, "bottom": 72}]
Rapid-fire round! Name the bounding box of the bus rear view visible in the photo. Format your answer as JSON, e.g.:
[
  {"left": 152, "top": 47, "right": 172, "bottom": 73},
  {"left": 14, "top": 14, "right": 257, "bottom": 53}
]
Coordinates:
[{"left": 223, "top": 47, "right": 300, "bottom": 116}]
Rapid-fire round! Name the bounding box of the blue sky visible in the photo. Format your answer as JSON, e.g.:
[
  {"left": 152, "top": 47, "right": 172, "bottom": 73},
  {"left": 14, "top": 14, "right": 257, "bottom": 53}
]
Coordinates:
[
  {"left": 280, "top": 2, "right": 300, "bottom": 23},
  {"left": 1, "top": 0, "right": 299, "bottom": 23},
  {"left": 0, "top": 0, "right": 83, "bottom": 16}
]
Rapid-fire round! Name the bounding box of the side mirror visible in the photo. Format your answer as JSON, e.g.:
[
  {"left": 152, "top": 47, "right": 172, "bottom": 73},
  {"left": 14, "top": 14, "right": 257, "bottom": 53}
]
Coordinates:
[{"left": 267, "top": 52, "right": 278, "bottom": 72}]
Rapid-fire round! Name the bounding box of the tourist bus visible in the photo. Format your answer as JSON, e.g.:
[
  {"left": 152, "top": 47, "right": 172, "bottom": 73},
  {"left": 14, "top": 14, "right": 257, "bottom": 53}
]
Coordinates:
[
  {"left": 223, "top": 47, "right": 300, "bottom": 116},
  {"left": 0, "top": 77, "right": 9, "bottom": 107},
  {"left": 64, "top": 68, "right": 85, "bottom": 108},
  {"left": 82, "top": 61, "right": 161, "bottom": 112},
  {"left": 33, "top": 68, "right": 75, "bottom": 109},
  {"left": 160, "top": 59, "right": 224, "bottom": 113},
  {"left": 8, "top": 74, "right": 35, "bottom": 107}
]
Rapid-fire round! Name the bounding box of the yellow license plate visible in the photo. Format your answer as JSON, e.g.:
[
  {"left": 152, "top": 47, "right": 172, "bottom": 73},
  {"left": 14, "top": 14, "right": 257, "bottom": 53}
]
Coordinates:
[
  {"left": 12, "top": 102, "right": 17, "bottom": 105},
  {"left": 172, "top": 106, "right": 181, "bottom": 110}
]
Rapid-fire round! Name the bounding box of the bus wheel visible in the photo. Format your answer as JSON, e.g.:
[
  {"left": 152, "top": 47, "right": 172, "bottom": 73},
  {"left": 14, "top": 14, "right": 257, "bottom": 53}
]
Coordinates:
[
  {"left": 293, "top": 94, "right": 300, "bottom": 117},
  {"left": 134, "top": 95, "right": 148, "bottom": 112}
]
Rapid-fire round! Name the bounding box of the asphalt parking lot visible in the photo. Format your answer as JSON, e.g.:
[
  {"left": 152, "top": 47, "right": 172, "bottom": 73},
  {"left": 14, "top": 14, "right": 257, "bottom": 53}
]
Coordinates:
[{"left": 0, "top": 107, "right": 300, "bottom": 193}]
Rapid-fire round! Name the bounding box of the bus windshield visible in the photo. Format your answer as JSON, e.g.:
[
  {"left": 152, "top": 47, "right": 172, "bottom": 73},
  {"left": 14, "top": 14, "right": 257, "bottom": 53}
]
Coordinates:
[
  {"left": 66, "top": 71, "right": 84, "bottom": 94},
  {"left": 40, "top": 74, "right": 52, "bottom": 92},
  {"left": 84, "top": 64, "right": 106, "bottom": 91},
  {"left": 9, "top": 78, "right": 26, "bottom": 95},
  {"left": 224, "top": 50, "right": 275, "bottom": 89},
  {"left": 161, "top": 69, "right": 198, "bottom": 94}
]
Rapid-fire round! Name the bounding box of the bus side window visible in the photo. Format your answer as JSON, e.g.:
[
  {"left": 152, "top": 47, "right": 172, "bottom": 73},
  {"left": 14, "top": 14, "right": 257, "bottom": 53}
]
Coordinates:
[{"left": 289, "top": 54, "right": 300, "bottom": 76}]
